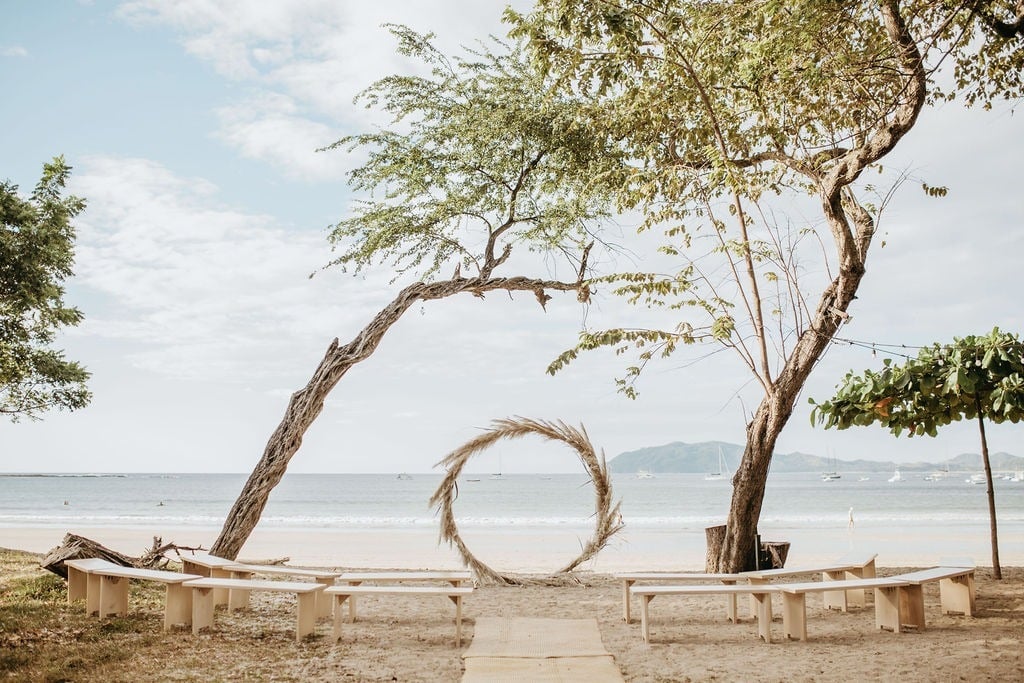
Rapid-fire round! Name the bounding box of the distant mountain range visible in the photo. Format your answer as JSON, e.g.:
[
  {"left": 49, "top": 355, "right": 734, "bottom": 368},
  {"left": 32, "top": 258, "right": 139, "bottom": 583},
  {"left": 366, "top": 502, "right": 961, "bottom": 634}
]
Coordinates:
[{"left": 608, "top": 440, "right": 1024, "bottom": 474}]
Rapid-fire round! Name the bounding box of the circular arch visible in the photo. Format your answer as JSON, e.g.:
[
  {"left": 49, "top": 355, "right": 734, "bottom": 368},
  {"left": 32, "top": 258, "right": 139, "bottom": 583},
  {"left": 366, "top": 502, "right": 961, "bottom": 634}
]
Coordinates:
[{"left": 429, "top": 416, "right": 623, "bottom": 585}]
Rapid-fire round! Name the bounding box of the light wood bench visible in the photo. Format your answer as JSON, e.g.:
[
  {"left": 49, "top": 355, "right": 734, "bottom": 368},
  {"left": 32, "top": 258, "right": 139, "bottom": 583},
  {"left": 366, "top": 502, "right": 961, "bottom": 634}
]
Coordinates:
[
  {"left": 184, "top": 577, "right": 326, "bottom": 643},
  {"left": 741, "top": 552, "right": 878, "bottom": 611},
  {"left": 615, "top": 572, "right": 744, "bottom": 623},
  {"left": 324, "top": 584, "right": 474, "bottom": 647},
  {"left": 222, "top": 564, "right": 341, "bottom": 619},
  {"left": 775, "top": 577, "right": 910, "bottom": 640},
  {"left": 891, "top": 566, "right": 976, "bottom": 628},
  {"left": 630, "top": 584, "right": 780, "bottom": 644},
  {"left": 335, "top": 571, "right": 474, "bottom": 622},
  {"left": 83, "top": 563, "right": 204, "bottom": 631}
]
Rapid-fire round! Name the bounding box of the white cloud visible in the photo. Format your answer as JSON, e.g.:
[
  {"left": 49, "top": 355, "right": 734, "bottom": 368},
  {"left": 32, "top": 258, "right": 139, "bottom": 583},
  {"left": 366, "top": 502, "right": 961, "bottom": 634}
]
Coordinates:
[
  {"left": 214, "top": 92, "right": 349, "bottom": 181},
  {"left": 115, "top": 0, "right": 529, "bottom": 179},
  {"left": 1, "top": 46, "right": 28, "bottom": 57},
  {"left": 69, "top": 156, "right": 391, "bottom": 382}
]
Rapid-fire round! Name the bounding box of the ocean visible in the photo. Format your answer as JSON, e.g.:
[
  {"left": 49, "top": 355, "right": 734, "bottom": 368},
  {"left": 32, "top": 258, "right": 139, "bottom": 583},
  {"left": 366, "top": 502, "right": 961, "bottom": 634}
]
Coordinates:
[{"left": 2, "top": 472, "right": 1022, "bottom": 570}]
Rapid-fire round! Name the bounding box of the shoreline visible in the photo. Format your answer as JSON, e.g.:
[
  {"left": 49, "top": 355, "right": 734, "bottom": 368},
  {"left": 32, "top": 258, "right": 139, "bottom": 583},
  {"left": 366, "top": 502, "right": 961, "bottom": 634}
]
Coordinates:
[{"left": 3, "top": 522, "right": 1021, "bottom": 572}]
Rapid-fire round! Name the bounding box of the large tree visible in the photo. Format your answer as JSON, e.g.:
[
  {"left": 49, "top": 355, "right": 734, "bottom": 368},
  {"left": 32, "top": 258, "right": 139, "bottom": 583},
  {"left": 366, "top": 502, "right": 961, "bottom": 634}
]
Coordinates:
[
  {"left": 508, "top": 1, "right": 1024, "bottom": 570},
  {"left": 1, "top": 157, "right": 90, "bottom": 421},
  {"left": 211, "top": 28, "right": 619, "bottom": 558},
  {"left": 811, "top": 328, "right": 1024, "bottom": 579}
]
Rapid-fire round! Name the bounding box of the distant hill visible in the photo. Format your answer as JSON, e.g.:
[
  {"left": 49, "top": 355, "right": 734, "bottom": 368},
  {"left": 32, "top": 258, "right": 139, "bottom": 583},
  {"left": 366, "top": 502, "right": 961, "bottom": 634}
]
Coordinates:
[{"left": 608, "top": 441, "right": 1024, "bottom": 474}]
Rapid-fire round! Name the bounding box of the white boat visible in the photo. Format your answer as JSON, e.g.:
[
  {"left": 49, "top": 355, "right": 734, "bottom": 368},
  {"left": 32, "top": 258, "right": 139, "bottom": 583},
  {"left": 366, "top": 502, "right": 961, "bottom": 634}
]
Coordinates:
[
  {"left": 858, "top": 476, "right": 870, "bottom": 482},
  {"left": 396, "top": 472, "right": 412, "bottom": 480},
  {"left": 887, "top": 468, "right": 902, "bottom": 483},
  {"left": 820, "top": 451, "right": 841, "bottom": 481},
  {"left": 635, "top": 470, "right": 655, "bottom": 480},
  {"left": 705, "top": 447, "right": 730, "bottom": 481},
  {"left": 966, "top": 473, "right": 986, "bottom": 485}
]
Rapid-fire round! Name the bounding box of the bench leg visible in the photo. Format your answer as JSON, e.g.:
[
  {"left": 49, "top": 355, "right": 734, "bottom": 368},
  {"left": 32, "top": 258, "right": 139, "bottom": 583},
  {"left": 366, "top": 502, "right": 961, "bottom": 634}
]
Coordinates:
[
  {"left": 332, "top": 594, "right": 351, "bottom": 641},
  {"left": 939, "top": 575, "right": 975, "bottom": 616},
  {"left": 451, "top": 594, "right": 464, "bottom": 647},
  {"left": 753, "top": 592, "right": 772, "bottom": 644},
  {"left": 747, "top": 578, "right": 767, "bottom": 620},
  {"left": 875, "top": 585, "right": 903, "bottom": 633},
  {"left": 85, "top": 573, "right": 102, "bottom": 616},
  {"left": 164, "top": 583, "right": 193, "bottom": 630},
  {"left": 822, "top": 570, "right": 849, "bottom": 612},
  {"left": 346, "top": 581, "right": 362, "bottom": 622},
  {"left": 899, "top": 584, "right": 925, "bottom": 630},
  {"left": 640, "top": 595, "right": 653, "bottom": 644},
  {"left": 98, "top": 575, "right": 129, "bottom": 618},
  {"left": 67, "top": 566, "right": 88, "bottom": 604},
  {"left": 622, "top": 580, "right": 633, "bottom": 623},
  {"left": 723, "top": 580, "right": 738, "bottom": 623},
  {"left": 295, "top": 592, "right": 317, "bottom": 642},
  {"left": 844, "top": 570, "right": 867, "bottom": 609},
  {"left": 315, "top": 578, "right": 334, "bottom": 620},
  {"left": 781, "top": 593, "right": 807, "bottom": 641},
  {"left": 227, "top": 570, "right": 254, "bottom": 611},
  {"left": 192, "top": 587, "right": 215, "bottom": 635}
]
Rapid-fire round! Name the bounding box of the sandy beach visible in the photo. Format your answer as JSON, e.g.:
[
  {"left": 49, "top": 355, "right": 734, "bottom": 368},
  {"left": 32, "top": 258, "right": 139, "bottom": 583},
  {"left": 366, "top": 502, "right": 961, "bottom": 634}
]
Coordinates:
[{"left": 3, "top": 525, "right": 1023, "bottom": 682}]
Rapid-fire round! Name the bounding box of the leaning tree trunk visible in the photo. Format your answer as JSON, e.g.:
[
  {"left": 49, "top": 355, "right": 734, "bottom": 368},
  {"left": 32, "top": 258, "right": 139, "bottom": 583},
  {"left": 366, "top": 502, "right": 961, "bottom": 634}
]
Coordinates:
[
  {"left": 976, "top": 406, "right": 1002, "bottom": 579},
  {"left": 210, "top": 275, "right": 587, "bottom": 560},
  {"left": 713, "top": 1, "right": 926, "bottom": 573}
]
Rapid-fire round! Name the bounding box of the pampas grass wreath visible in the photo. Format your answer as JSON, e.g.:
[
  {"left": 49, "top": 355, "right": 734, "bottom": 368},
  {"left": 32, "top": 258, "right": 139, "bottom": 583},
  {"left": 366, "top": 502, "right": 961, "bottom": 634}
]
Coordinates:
[{"left": 429, "top": 416, "right": 624, "bottom": 585}]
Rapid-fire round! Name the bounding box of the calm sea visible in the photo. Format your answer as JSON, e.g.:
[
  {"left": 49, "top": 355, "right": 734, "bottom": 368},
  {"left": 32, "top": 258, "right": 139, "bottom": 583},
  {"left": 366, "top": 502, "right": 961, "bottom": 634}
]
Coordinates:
[{"left": 2, "top": 472, "right": 1022, "bottom": 567}]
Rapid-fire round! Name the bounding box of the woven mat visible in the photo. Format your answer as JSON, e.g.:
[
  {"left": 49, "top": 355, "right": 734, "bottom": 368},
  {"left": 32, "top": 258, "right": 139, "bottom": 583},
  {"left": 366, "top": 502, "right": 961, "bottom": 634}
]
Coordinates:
[
  {"left": 463, "top": 655, "right": 624, "bottom": 682},
  {"left": 462, "top": 617, "right": 624, "bottom": 682}
]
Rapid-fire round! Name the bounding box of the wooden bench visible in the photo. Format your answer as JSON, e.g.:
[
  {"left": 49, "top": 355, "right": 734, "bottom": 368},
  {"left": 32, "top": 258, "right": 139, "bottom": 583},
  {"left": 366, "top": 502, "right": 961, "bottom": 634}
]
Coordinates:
[
  {"left": 184, "top": 577, "right": 326, "bottom": 643},
  {"left": 335, "top": 571, "right": 473, "bottom": 622},
  {"left": 891, "top": 566, "right": 976, "bottom": 628},
  {"left": 630, "top": 584, "right": 780, "bottom": 644},
  {"left": 81, "top": 563, "right": 204, "bottom": 631},
  {"left": 223, "top": 563, "right": 341, "bottom": 619},
  {"left": 324, "top": 585, "right": 474, "bottom": 647},
  {"left": 614, "top": 572, "right": 744, "bottom": 624},
  {"left": 741, "top": 552, "right": 878, "bottom": 611},
  {"left": 775, "top": 577, "right": 910, "bottom": 641}
]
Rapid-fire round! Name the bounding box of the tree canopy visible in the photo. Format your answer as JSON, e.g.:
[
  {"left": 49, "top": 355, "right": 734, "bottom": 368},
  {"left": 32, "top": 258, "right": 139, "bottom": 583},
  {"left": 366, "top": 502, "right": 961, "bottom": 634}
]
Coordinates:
[
  {"left": 0, "top": 157, "right": 90, "bottom": 421},
  {"left": 810, "top": 328, "right": 1024, "bottom": 437}
]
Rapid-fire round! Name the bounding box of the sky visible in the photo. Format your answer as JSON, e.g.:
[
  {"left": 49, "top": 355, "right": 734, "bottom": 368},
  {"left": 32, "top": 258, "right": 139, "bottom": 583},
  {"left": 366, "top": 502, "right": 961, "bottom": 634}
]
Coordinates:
[{"left": 1, "top": 1, "right": 1021, "bottom": 474}]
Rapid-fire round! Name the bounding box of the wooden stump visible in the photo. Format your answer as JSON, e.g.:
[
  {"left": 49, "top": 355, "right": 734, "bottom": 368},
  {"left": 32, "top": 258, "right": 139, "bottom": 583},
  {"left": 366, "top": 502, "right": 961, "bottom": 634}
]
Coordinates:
[
  {"left": 40, "top": 533, "right": 134, "bottom": 579},
  {"left": 760, "top": 541, "right": 790, "bottom": 569},
  {"left": 704, "top": 525, "right": 727, "bottom": 572}
]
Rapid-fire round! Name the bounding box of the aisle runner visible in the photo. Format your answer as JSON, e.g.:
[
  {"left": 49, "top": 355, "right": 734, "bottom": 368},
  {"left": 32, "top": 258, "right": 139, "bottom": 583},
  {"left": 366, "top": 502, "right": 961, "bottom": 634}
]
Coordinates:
[{"left": 462, "top": 617, "right": 625, "bottom": 682}]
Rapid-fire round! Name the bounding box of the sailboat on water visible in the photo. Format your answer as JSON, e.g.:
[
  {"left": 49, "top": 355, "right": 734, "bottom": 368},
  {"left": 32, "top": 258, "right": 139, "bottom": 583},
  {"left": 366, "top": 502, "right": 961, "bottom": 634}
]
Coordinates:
[
  {"left": 705, "top": 447, "right": 730, "bottom": 481},
  {"left": 821, "top": 451, "right": 841, "bottom": 481}
]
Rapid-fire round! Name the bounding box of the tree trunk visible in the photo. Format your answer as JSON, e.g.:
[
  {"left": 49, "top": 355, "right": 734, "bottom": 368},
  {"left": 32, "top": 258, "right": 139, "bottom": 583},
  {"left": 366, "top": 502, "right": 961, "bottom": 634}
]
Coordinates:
[
  {"left": 712, "top": 1, "right": 927, "bottom": 573},
  {"left": 976, "top": 408, "right": 1002, "bottom": 579},
  {"left": 210, "top": 275, "right": 587, "bottom": 560}
]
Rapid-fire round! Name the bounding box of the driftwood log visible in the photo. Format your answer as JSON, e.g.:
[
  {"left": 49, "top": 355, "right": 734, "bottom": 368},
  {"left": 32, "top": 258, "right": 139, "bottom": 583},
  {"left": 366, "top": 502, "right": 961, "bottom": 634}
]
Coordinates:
[{"left": 40, "top": 533, "right": 202, "bottom": 579}]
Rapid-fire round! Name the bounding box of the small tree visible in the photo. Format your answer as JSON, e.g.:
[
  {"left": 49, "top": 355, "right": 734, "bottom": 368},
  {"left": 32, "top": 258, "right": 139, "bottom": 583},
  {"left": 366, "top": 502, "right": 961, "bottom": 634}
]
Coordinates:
[
  {"left": 811, "top": 328, "right": 1024, "bottom": 579},
  {"left": 211, "top": 28, "right": 619, "bottom": 558},
  {"left": 1, "top": 157, "right": 90, "bottom": 420}
]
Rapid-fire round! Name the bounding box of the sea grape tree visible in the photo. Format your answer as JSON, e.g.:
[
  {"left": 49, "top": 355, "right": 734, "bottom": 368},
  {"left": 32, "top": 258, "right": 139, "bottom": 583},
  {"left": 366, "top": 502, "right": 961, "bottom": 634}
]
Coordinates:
[
  {"left": 507, "top": 1, "right": 1024, "bottom": 570},
  {"left": 811, "top": 328, "right": 1024, "bottom": 578}
]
